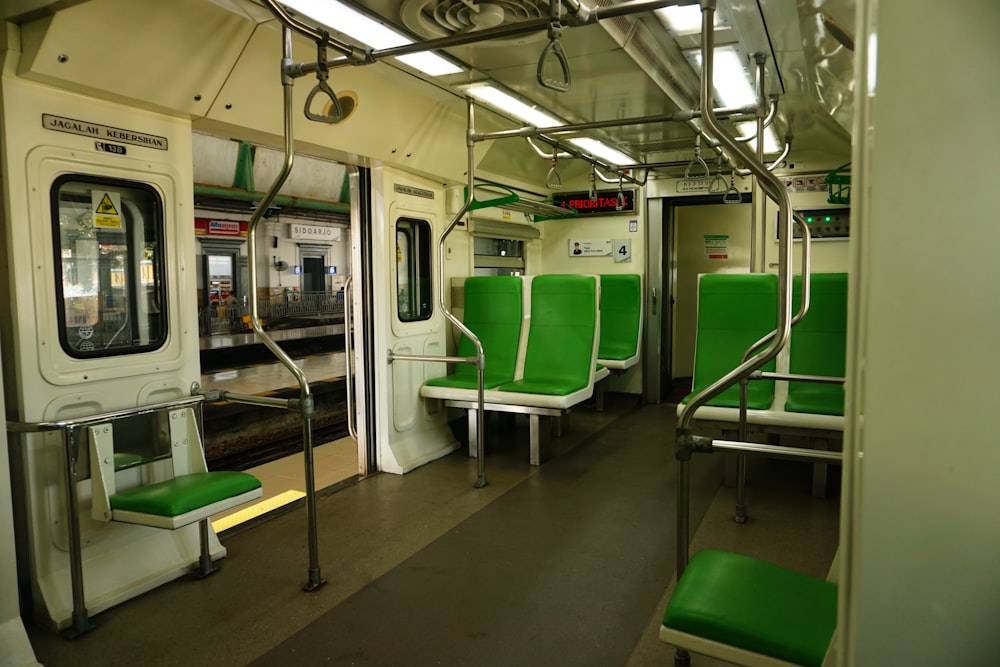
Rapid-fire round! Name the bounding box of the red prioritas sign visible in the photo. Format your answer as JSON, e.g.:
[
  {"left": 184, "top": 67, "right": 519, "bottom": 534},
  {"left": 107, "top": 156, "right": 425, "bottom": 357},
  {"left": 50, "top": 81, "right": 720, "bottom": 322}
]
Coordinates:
[{"left": 552, "top": 189, "right": 636, "bottom": 215}]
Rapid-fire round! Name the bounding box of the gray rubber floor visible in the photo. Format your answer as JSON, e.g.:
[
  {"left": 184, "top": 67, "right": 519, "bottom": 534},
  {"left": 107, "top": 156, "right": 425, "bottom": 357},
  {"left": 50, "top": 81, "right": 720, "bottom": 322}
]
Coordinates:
[
  {"left": 252, "top": 405, "right": 722, "bottom": 666},
  {"left": 26, "top": 401, "right": 839, "bottom": 666}
]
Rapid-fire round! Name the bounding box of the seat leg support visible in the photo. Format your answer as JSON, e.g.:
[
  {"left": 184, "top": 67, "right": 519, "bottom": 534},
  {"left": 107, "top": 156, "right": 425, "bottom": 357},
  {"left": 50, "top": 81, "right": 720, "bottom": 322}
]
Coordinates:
[
  {"left": 195, "top": 519, "right": 218, "bottom": 578},
  {"left": 467, "top": 408, "right": 479, "bottom": 458},
  {"left": 811, "top": 437, "right": 829, "bottom": 498},
  {"left": 529, "top": 414, "right": 553, "bottom": 465}
]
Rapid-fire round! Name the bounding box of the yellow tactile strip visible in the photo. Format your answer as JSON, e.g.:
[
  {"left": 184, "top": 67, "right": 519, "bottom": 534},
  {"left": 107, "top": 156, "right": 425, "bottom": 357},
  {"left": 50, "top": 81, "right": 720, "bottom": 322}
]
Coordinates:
[{"left": 212, "top": 489, "right": 306, "bottom": 533}]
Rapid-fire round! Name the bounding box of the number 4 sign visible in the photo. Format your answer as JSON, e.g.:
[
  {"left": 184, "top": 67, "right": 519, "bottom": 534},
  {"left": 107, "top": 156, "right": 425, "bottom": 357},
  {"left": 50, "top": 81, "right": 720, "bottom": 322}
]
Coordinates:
[{"left": 613, "top": 238, "right": 631, "bottom": 263}]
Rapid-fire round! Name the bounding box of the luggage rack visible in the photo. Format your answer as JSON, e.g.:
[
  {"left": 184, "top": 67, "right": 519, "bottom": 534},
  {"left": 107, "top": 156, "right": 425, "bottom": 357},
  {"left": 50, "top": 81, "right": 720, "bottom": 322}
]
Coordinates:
[{"left": 467, "top": 184, "right": 577, "bottom": 222}]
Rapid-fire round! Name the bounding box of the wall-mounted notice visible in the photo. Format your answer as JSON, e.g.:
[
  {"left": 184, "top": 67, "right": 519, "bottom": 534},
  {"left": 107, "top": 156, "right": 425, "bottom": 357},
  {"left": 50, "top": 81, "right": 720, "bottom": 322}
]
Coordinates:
[
  {"left": 569, "top": 239, "right": 612, "bottom": 257},
  {"left": 613, "top": 239, "right": 632, "bottom": 263},
  {"left": 704, "top": 234, "right": 729, "bottom": 259}
]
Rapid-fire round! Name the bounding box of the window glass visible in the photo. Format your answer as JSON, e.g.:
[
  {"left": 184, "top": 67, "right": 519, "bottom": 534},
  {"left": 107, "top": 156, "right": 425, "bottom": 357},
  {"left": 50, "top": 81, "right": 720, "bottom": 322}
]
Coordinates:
[
  {"left": 395, "top": 218, "right": 432, "bottom": 321},
  {"left": 53, "top": 176, "right": 167, "bottom": 357}
]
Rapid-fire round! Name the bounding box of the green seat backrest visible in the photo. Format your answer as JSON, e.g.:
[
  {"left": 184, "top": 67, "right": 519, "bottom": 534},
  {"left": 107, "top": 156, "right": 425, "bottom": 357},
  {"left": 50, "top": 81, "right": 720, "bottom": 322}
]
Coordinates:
[
  {"left": 786, "top": 273, "right": 848, "bottom": 415},
  {"left": 503, "top": 275, "right": 597, "bottom": 395},
  {"left": 687, "top": 274, "right": 777, "bottom": 409},
  {"left": 425, "top": 276, "right": 523, "bottom": 389},
  {"left": 598, "top": 274, "right": 642, "bottom": 360},
  {"left": 663, "top": 549, "right": 837, "bottom": 667}
]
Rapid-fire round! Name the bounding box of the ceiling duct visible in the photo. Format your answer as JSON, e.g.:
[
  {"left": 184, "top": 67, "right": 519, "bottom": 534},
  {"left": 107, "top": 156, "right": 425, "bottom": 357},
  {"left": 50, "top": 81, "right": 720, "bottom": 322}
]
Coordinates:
[{"left": 400, "top": 0, "right": 549, "bottom": 45}]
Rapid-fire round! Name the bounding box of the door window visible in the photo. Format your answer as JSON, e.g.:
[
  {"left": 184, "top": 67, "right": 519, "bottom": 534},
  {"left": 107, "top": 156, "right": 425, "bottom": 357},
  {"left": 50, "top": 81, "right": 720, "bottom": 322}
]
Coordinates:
[{"left": 52, "top": 176, "right": 167, "bottom": 357}]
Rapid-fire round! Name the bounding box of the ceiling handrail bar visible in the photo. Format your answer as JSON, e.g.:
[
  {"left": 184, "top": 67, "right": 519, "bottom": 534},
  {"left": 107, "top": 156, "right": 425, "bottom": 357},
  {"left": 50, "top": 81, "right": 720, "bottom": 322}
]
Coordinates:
[{"left": 314, "top": 0, "right": 699, "bottom": 72}]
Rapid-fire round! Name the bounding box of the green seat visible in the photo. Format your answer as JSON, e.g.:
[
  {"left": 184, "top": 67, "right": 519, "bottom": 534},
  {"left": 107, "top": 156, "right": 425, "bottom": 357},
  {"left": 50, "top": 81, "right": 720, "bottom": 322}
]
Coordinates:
[
  {"left": 785, "top": 273, "right": 848, "bottom": 416},
  {"left": 662, "top": 550, "right": 837, "bottom": 667},
  {"left": 110, "top": 471, "right": 262, "bottom": 518},
  {"left": 684, "top": 274, "right": 778, "bottom": 409},
  {"left": 498, "top": 275, "right": 597, "bottom": 396},
  {"left": 425, "top": 276, "right": 523, "bottom": 390},
  {"left": 597, "top": 274, "right": 642, "bottom": 368}
]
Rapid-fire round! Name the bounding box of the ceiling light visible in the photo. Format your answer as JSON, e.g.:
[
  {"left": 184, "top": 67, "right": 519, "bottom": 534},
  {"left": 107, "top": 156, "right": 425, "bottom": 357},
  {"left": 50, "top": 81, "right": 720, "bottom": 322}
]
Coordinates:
[
  {"left": 465, "top": 85, "right": 563, "bottom": 128},
  {"left": 736, "top": 122, "right": 782, "bottom": 154},
  {"left": 568, "top": 138, "right": 634, "bottom": 166},
  {"left": 688, "top": 45, "right": 757, "bottom": 108},
  {"left": 281, "top": 0, "right": 461, "bottom": 77},
  {"left": 656, "top": 5, "right": 716, "bottom": 36}
]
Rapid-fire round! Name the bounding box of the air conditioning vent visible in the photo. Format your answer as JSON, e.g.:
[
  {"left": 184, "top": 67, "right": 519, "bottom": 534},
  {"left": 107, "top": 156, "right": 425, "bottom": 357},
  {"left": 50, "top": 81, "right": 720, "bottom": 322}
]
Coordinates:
[{"left": 400, "top": 0, "right": 549, "bottom": 44}]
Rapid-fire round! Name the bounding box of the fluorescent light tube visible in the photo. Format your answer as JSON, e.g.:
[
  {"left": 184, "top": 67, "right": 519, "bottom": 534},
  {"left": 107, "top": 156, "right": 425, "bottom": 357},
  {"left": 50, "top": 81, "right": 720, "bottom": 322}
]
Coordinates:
[
  {"left": 689, "top": 46, "right": 757, "bottom": 108},
  {"left": 736, "top": 122, "right": 782, "bottom": 154},
  {"left": 568, "top": 138, "right": 634, "bottom": 166},
  {"left": 281, "top": 0, "right": 461, "bottom": 76},
  {"left": 656, "top": 5, "right": 716, "bottom": 36},
  {"left": 466, "top": 86, "right": 563, "bottom": 128}
]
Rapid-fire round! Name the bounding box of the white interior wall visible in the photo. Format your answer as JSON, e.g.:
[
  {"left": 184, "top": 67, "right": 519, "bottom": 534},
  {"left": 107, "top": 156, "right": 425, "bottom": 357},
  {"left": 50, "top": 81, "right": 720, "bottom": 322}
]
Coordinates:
[{"left": 842, "top": 1, "right": 1000, "bottom": 663}]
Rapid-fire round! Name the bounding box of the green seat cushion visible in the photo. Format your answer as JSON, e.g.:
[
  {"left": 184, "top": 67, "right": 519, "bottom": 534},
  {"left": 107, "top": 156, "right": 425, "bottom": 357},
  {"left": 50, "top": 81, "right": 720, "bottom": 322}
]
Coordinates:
[
  {"left": 499, "top": 275, "right": 596, "bottom": 396},
  {"left": 598, "top": 274, "right": 641, "bottom": 360},
  {"left": 497, "top": 378, "right": 583, "bottom": 396},
  {"left": 686, "top": 274, "right": 777, "bottom": 409},
  {"left": 425, "top": 276, "right": 523, "bottom": 390},
  {"left": 786, "top": 274, "right": 847, "bottom": 415},
  {"left": 424, "top": 371, "right": 512, "bottom": 390},
  {"left": 663, "top": 550, "right": 837, "bottom": 667},
  {"left": 109, "top": 471, "right": 261, "bottom": 517}
]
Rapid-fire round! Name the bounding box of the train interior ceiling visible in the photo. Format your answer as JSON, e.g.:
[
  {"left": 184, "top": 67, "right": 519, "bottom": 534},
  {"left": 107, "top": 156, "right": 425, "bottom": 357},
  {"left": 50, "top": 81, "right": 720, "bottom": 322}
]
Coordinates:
[{"left": 2, "top": 0, "right": 1000, "bottom": 666}]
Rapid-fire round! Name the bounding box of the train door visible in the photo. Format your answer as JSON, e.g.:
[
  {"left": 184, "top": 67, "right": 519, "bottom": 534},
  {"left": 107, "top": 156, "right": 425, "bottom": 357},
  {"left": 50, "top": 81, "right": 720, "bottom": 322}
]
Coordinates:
[
  {"left": 669, "top": 198, "right": 753, "bottom": 387},
  {"left": 302, "top": 256, "right": 325, "bottom": 292},
  {"left": 368, "top": 167, "right": 456, "bottom": 473}
]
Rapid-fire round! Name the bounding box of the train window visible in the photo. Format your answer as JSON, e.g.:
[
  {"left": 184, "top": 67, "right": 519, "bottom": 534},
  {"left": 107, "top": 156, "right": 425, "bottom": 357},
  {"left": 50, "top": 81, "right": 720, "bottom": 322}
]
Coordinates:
[
  {"left": 395, "top": 218, "right": 432, "bottom": 321},
  {"left": 51, "top": 176, "right": 167, "bottom": 358}
]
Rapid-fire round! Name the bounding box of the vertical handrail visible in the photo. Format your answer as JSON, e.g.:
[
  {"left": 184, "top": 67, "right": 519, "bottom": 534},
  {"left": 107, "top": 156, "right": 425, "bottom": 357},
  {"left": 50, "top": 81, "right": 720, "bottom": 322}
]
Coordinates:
[
  {"left": 436, "top": 98, "right": 487, "bottom": 488},
  {"left": 676, "top": 0, "right": 796, "bottom": 581},
  {"left": 344, "top": 274, "right": 357, "bottom": 441},
  {"left": 245, "top": 26, "right": 324, "bottom": 592}
]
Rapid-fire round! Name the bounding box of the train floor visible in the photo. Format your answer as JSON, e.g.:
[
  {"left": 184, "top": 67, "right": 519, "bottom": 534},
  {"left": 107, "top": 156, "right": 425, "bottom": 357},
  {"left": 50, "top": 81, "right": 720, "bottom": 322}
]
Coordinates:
[{"left": 25, "top": 400, "right": 840, "bottom": 667}]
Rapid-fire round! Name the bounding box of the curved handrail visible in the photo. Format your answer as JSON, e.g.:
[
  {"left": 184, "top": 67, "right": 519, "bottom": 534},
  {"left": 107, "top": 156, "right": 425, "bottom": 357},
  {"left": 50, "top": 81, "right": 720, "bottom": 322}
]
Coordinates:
[
  {"left": 246, "top": 26, "right": 324, "bottom": 592},
  {"left": 675, "top": 3, "right": 797, "bottom": 604},
  {"left": 678, "top": 5, "right": 795, "bottom": 434},
  {"left": 436, "top": 99, "right": 487, "bottom": 488}
]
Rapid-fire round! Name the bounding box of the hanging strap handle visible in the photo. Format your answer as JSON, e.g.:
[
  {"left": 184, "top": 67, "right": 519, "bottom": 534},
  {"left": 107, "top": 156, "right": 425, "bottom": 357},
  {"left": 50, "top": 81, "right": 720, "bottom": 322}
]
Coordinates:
[
  {"left": 537, "top": 2, "right": 571, "bottom": 92},
  {"left": 588, "top": 165, "right": 598, "bottom": 201},
  {"left": 684, "top": 135, "right": 710, "bottom": 180},
  {"left": 709, "top": 154, "right": 728, "bottom": 193},
  {"left": 723, "top": 172, "right": 742, "bottom": 204},
  {"left": 546, "top": 156, "right": 563, "bottom": 189},
  {"left": 305, "top": 32, "right": 345, "bottom": 123},
  {"left": 616, "top": 174, "right": 626, "bottom": 211}
]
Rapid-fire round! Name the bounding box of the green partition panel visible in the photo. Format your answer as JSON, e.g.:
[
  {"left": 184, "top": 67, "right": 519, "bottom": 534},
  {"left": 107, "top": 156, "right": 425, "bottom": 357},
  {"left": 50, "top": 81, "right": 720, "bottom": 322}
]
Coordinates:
[{"left": 786, "top": 273, "right": 848, "bottom": 415}]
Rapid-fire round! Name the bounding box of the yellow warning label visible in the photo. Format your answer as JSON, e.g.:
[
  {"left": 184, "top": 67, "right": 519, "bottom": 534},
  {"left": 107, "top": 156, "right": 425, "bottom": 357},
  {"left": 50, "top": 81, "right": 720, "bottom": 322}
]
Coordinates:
[
  {"left": 91, "top": 190, "right": 122, "bottom": 230},
  {"left": 95, "top": 193, "right": 119, "bottom": 215}
]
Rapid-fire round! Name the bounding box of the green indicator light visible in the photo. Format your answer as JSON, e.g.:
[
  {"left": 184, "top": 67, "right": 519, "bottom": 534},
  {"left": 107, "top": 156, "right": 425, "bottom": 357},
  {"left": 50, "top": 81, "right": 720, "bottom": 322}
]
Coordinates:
[
  {"left": 806, "top": 217, "right": 813, "bottom": 223},
  {"left": 825, "top": 216, "right": 832, "bottom": 222}
]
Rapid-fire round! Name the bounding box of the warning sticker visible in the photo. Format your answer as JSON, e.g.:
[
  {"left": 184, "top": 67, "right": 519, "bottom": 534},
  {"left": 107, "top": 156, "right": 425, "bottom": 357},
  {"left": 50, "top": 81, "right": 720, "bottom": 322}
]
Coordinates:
[{"left": 92, "top": 191, "right": 122, "bottom": 229}]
